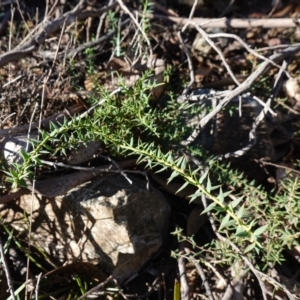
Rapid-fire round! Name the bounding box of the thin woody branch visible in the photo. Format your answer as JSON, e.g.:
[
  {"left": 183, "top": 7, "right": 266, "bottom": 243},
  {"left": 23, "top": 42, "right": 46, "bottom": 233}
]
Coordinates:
[
  {"left": 150, "top": 14, "right": 300, "bottom": 28},
  {"left": 0, "top": 3, "right": 117, "bottom": 68}
]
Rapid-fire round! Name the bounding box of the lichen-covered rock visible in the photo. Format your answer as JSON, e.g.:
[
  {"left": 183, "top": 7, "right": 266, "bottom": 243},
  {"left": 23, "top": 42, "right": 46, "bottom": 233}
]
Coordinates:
[{"left": 1, "top": 174, "right": 171, "bottom": 282}]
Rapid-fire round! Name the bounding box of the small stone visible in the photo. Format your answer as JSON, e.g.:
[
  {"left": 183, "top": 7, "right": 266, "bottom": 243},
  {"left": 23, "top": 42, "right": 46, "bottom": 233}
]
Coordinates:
[{"left": 1, "top": 135, "right": 37, "bottom": 167}]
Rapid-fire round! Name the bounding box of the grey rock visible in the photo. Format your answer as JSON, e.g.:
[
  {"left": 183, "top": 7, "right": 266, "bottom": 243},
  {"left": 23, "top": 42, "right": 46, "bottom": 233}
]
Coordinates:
[{"left": 1, "top": 174, "right": 171, "bottom": 282}]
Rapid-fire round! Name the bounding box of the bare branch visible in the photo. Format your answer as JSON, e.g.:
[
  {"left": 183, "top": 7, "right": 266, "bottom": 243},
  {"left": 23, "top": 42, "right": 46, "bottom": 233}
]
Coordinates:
[
  {"left": 191, "top": 257, "right": 215, "bottom": 300},
  {"left": 181, "top": 43, "right": 300, "bottom": 146},
  {"left": 0, "top": 3, "right": 118, "bottom": 68},
  {"left": 0, "top": 236, "right": 16, "bottom": 300},
  {"left": 150, "top": 14, "right": 300, "bottom": 28},
  {"left": 178, "top": 255, "right": 189, "bottom": 300}
]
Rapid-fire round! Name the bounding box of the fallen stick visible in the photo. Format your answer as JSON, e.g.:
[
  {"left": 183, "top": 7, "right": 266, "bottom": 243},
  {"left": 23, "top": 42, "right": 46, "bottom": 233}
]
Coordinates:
[{"left": 150, "top": 14, "right": 300, "bottom": 28}]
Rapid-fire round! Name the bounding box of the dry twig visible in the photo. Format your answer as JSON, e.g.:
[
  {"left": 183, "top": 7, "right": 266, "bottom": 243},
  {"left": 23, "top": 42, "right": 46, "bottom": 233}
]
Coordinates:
[
  {"left": 178, "top": 31, "right": 194, "bottom": 93},
  {"left": 76, "top": 275, "right": 113, "bottom": 300},
  {"left": 0, "top": 3, "right": 117, "bottom": 68},
  {"left": 190, "top": 257, "right": 215, "bottom": 300},
  {"left": 178, "top": 254, "right": 190, "bottom": 300},
  {"left": 181, "top": 43, "right": 300, "bottom": 146},
  {"left": 116, "top": 0, "right": 152, "bottom": 56},
  {"left": 191, "top": 23, "right": 240, "bottom": 86},
  {"left": 219, "top": 60, "right": 288, "bottom": 159},
  {"left": 149, "top": 14, "right": 300, "bottom": 28},
  {"left": 0, "top": 235, "right": 16, "bottom": 300}
]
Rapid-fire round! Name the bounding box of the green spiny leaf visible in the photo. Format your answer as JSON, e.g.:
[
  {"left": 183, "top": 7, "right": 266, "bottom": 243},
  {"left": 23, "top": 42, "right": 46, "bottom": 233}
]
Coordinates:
[
  {"left": 219, "top": 214, "right": 231, "bottom": 230},
  {"left": 176, "top": 181, "right": 189, "bottom": 194},
  {"left": 168, "top": 171, "right": 179, "bottom": 183},
  {"left": 199, "top": 169, "right": 209, "bottom": 184},
  {"left": 206, "top": 176, "right": 212, "bottom": 193},
  {"left": 237, "top": 205, "right": 245, "bottom": 219},
  {"left": 244, "top": 243, "right": 256, "bottom": 253},
  {"left": 202, "top": 202, "right": 216, "bottom": 214},
  {"left": 230, "top": 197, "right": 244, "bottom": 209},
  {"left": 189, "top": 190, "right": 203, "bottom": 203},
  {"left": 253, "top": 224, "right": 268, "bottom": 237}
]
